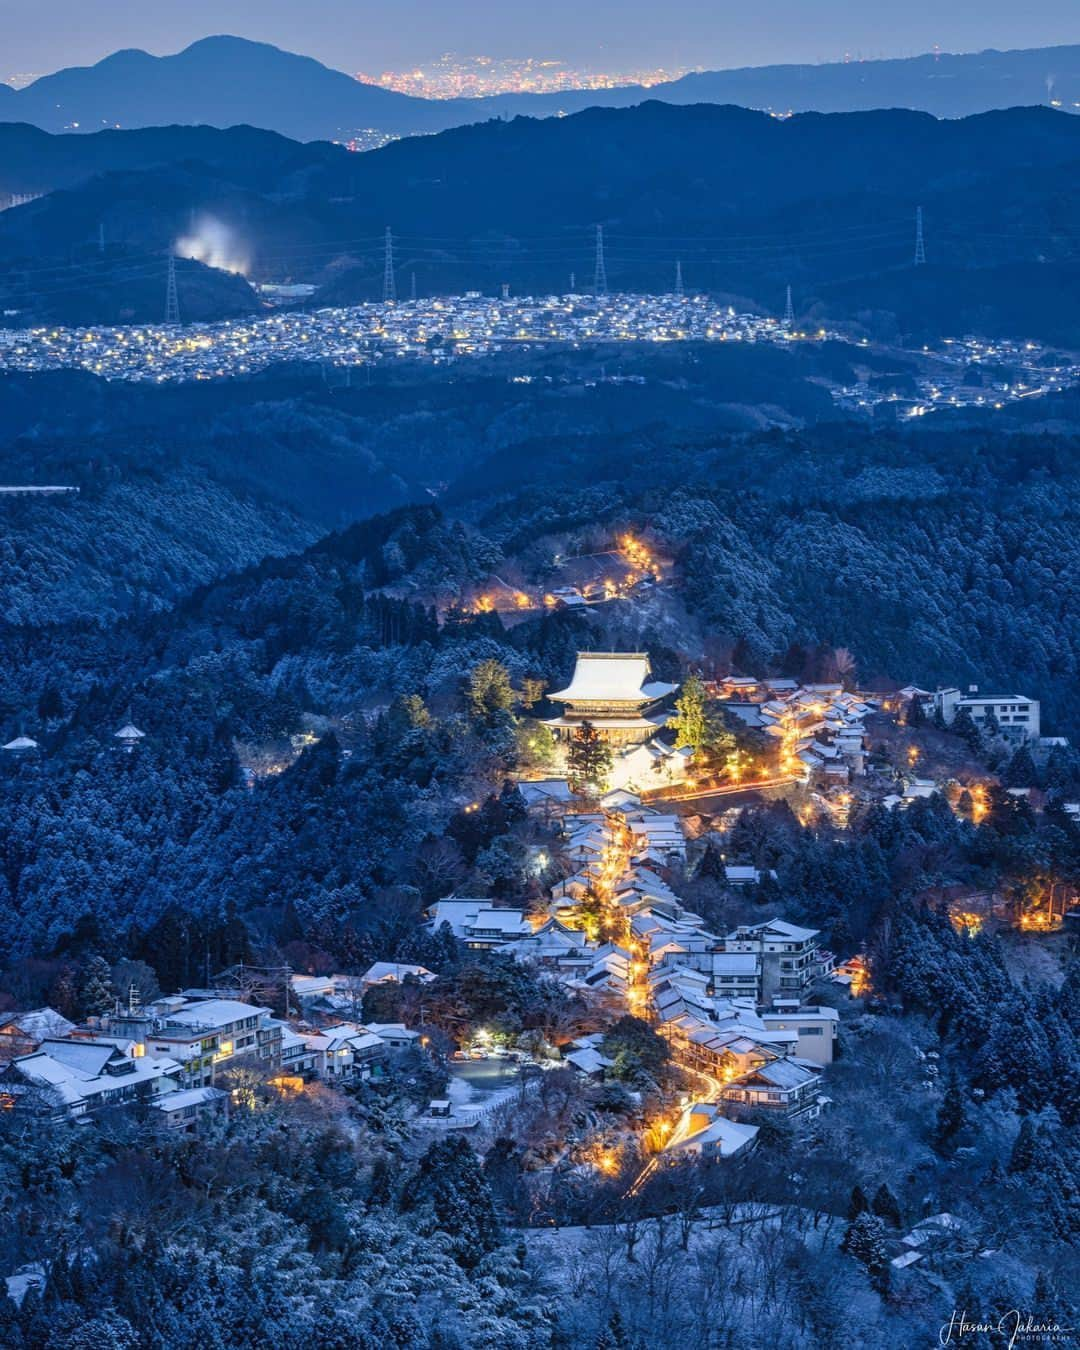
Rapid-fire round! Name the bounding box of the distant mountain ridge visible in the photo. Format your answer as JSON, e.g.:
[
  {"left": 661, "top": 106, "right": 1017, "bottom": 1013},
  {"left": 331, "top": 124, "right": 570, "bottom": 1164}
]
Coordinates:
[
  {"left": 1, "top": 35, "right": 1079, "bottom": 143},
  {"left": 2, "top": 101, "right": 1080, "bottom": 338}
]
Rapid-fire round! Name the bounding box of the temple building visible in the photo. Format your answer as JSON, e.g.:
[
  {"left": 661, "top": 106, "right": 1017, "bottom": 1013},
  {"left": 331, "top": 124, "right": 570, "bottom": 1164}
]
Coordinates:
[{"left": 544, "top": 652, "right": 679, "bottom": 746}]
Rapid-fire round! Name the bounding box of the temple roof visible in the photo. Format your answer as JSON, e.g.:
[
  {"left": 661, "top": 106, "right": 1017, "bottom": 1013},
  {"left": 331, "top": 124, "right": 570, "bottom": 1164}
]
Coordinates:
[{"left": 549, "top": 653, "right": 678, "bottom": 705}]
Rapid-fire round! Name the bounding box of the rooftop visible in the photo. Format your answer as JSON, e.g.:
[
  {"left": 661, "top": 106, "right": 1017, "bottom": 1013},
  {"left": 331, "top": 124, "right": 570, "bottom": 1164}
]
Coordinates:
[{"left": 549, "top": 652, "right": 678, "bottom": 705}]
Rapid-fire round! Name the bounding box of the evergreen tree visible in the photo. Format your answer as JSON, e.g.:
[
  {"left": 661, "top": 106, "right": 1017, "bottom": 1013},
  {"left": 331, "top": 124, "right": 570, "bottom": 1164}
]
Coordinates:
[
  {"left": 905, "top": 695, "right": 926, "bottom": 728},
  {"left": 1003, "top": 745, "right": 1038, "bottom": 789},
  {"left": 847, "top": 1184, "right": 870, "bottom": 1220},
  {"left": 567, "top": 721, "right": 613, "bottom": 794},
  {"left": 951, "top": 706, "right": 983, "bottom": 754},
  {"left": 841, "top": 1211, "right": 890, "bottom": 1285},
  {"left": 871, "top": 1182, "right": 903, "bottom": 1228},
  {"left": 934, "top": 1076, "right": 968, "bottom": 1150},
  {"left": 1008, "top": 1118, "right": 1039, "bottom": 1174},
  {"left": 76, "top": 954, "right": 116, "bottom": 1018},
  {"left": 671, "top": 674, "right": 710, "bottom": 754},
  {"left": 400, "top": 1136, "right": 501, "bottom": 1269}
]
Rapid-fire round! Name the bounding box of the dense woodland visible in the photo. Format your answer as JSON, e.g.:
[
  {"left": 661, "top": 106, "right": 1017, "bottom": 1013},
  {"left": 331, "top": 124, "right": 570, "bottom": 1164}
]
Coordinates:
[{"left": 1, "top": 348, "right": 1078, "bottom": 1347}]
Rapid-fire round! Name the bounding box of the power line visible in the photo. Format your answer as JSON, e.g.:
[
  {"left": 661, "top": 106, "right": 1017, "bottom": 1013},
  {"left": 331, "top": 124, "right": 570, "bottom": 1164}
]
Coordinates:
[
  {"left": 164, "top": 255, "right": 180, "bottom": 326},
  {"left": 593, "top": 225, "right": 607, "bottom": 296},
  {"left": 382, "top": 226, "right": 396, "bottom": 303}
]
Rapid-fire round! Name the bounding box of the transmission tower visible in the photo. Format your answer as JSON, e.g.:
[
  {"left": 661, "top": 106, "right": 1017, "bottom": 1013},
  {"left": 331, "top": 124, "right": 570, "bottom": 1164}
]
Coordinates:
[
  {"left": 914, "top": 206, "right": 926, "bottom": 266},
  {"left": 674, "top": 260, "right": 684, "bottom": 299},
  {"left": 501, "top": 281, "right": 510, "bottom": 300},
  {"left": 784, "top": 284, "right": 794, "bottom": 330},
  {"left": 593, "top": 224, "right": 607, "bottom": 296},
  {"left": 410, "top": 271, "right": 417, "bottom": 302},
  {"left": 383, "top": 226, "right": 396, "bottom": 303},
  {"left": 164, "top": 254, "right": 180, "bottom": 326}
]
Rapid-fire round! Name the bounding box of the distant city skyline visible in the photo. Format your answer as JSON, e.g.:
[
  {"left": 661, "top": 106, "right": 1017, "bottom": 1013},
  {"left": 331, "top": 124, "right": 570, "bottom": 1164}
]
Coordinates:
[{"left": 4, "top": 0, "right": 1080, "bottom": 84}]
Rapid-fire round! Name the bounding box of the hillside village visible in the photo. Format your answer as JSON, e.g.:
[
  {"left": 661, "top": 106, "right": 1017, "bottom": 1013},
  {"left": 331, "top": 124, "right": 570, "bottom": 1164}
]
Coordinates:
[{"left": 3, "top": 644, "right": 1074, "bottom": 1238}]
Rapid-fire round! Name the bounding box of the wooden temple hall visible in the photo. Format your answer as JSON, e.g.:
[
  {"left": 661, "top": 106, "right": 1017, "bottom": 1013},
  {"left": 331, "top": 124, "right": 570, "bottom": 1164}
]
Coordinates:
[{"left": 543, "top": 652, "right": 680, "bottom": 746}]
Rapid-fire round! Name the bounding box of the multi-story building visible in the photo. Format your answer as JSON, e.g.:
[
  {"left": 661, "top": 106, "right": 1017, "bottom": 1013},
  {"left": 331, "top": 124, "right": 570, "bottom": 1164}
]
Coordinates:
[
  {"left": 105, "top": 998, "right": 282, "bottom": 1088},
  {"left": 924, "top": 688, "right": 1041, "bottom": 741},
  {"left": 717, "top": 919, "right": 825, "bottom": 1002},
  {"left": 543, "top": 651, "right": 679, "bottom": 747},
  {"left": 760, "top": 1000, "right": 840, "bottom": 1066}
]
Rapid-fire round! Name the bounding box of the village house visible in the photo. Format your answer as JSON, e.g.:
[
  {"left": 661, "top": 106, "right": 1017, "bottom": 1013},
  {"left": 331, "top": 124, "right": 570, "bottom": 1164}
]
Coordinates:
[
  {"left": 0, "top": 1007, "right": 76, "bottom": 1060},
  {"left": 150, "top": 1085, "right": 228, "bottom": 1131},
  {"left": 720, "top": 1055, "right": 825, "bottom": 1119},
  {"left": 425, "top": 898, "right": 531, "bottom": 949},
  {"left": 0, "top": 1039, "right": 182, "bottom": 1119},
  {"left": 665, "top": 1103, "right": 759, "bottom": 1160},
  {"left": 300, "top": 1023, "right": 388, "bottom": 1080},
  {"left": 760, "top": 999, "right": 840, "bottom": 1066},
  {"left": 359, "top": 962, "right": 436, "bottom": 989}
]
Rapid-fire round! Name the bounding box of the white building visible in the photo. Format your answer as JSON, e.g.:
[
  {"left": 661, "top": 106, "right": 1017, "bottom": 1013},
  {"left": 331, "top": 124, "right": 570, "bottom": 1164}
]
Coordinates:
[
  {"left": 426, "top": 899, "right": 531, "bottom": 949},
  {"left": 718, "top": 919, "right": 828, "bottom": 1002},
  {"left": 0, "top": 1039, "right": 181, "bottom": 1118},
  {"left": 665, "top": 1103, "right": 759, "bottom": 1160},
  {"left": 925, "top": 687, "right": 1041, "bottom": 741}
]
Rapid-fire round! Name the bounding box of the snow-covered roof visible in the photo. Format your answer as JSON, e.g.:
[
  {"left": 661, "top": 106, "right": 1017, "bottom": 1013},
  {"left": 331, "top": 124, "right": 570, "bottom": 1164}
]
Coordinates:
[
  {"left": 114, "top": 723, "right": 145, "bottom": 741},
  {"left": 360, "top": 962, "right": 435, "bottom": 986},
  {"left": 164, "top": 999, "right": 265, "bottom": 1030},
  {"left": 2, "top": 736, "right": 38, "bottom": 752},
  {"left": 152, "top": 1086, "right": 226, "bottom": 1113},
  {"left": 667, "top": 1103, "right": 759, "bottom": 1157},
  {"left": 0, "top": 1007, "right": 75, "bottom": 1041},
  {"left": 550, "top": 653, "right": 677, "bottom": 704}
]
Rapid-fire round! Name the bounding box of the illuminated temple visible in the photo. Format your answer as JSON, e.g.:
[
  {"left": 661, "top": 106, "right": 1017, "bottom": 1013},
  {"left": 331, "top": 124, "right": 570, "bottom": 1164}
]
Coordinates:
[{"left": 544, "top": 652, "right": 679, "bottom": 746}]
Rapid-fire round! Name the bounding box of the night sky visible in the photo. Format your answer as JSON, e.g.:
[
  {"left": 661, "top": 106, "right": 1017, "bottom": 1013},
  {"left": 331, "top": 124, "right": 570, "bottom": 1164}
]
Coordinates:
[{"left": 3, "top": 0, "right": 1080, "bottom": 79}]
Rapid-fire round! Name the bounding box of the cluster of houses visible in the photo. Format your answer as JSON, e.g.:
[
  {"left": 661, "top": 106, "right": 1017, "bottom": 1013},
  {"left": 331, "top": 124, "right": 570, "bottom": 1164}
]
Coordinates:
[
  {"left": 0, "top": 962, "right": 431, "bottom": 1123},
  {"left": 428, "top": 760, "right": 841, "bottom": 1160},
  {"left": 713, "top": 675, "right": 874, "bottom": 787}
]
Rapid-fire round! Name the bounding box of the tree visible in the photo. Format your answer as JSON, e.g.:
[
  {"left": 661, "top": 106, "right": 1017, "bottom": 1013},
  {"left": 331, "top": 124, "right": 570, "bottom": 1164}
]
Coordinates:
[
  {"left": 467, "top": 659, "right": 514, "bottom": 720},
  {"left": 951, "top": 706, "right": 983, "bottom": 754},
  {"left": 847, "top": 1184, "right": 870, "bottom": 1220},
  {"left": 841, "top": 1211, "right": 890, "bottom": 1289},
  {"left": 871, "top": 1182, "right": 902, "bottom": 1229},
  {"left": 905, "top": 695, "right": 926, "bottom": 728},
  {"left": 400, "top": 1135, "right": 500, "bottom": 1268},
  {"left": 671, "top": 674, "right": 710, "bottom": 753},
  {"left": 1003, "top": 745, "right": 1038, "bottom": 789},
  {"left": 1008, "top": 1117, "right": 1039, "bottom": 1174},
  {"left": 567, "top": 721, "right": 613, "bottom": 795},
  {"left": 518, "top": 676, "right": 547, "bottom": 710},
  {"left": 76, "top": 954, "right": 116, "bottom": 1018},
  {"left": 934, "top": 1075, "right": 967, "bottom": 1150},
  {"left": 601, "top": 1015, "right": 671, "bottom": 1084}
]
